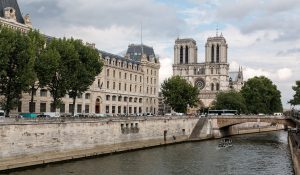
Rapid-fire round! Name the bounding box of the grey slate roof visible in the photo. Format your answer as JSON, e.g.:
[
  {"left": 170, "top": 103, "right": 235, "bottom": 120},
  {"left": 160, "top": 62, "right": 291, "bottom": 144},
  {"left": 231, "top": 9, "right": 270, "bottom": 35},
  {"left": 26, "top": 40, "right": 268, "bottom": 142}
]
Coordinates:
[
  {"left": 99, "top": 50, "right": 140, "bottom": 64},
  {"left": 0, "top": 0, "right": 24, "bottom": 24},
  {"left": 126, "top": 44, "right": 156, "bottom": 61}
]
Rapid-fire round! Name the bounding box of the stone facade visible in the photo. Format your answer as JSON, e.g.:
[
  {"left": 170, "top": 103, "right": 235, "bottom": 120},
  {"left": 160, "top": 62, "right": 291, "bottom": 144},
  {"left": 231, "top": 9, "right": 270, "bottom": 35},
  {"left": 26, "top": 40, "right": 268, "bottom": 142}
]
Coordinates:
[
  {"left": 18, "top": 44, "right": 160, "bottom": 115},
  {"left": 0, "top": 0, "right": 32, "bottom": 32},
  {"left": 173, "top": 34, "right": 243, "bottom": 109}
]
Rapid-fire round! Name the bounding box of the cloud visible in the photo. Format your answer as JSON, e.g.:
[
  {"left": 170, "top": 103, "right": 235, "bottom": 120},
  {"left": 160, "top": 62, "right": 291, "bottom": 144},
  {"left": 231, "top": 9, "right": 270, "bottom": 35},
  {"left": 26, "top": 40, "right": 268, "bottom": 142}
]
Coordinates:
[{"left": 277, "top": 68, "right": 293, "bottom": 81}]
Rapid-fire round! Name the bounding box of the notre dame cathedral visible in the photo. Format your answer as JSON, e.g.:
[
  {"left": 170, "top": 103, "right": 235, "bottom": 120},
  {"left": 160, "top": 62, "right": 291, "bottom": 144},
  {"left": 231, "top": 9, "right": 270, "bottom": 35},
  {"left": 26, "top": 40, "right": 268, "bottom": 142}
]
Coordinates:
[{"left": 173, "top": 33, "right": 244, "bottom": 109}]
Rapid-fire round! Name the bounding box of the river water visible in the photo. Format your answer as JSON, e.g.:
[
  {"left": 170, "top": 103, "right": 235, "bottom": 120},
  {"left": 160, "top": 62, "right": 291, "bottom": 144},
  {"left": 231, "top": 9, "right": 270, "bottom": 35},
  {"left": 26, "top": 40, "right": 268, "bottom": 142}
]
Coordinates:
[{"left": 3, "top": 131, "right": 294, "bottom": 175}]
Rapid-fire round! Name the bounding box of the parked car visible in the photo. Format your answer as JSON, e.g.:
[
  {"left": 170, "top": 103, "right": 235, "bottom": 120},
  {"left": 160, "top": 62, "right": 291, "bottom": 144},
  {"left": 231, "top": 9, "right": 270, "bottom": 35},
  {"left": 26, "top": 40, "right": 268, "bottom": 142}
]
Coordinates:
[{"left": 0, "top": 110, "right": 5, "bottom": 118}]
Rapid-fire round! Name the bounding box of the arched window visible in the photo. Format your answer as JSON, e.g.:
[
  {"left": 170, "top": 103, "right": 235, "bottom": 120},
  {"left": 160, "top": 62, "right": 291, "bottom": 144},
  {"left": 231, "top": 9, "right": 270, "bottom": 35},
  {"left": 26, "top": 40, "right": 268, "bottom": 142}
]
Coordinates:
[
  {"left": 216, "top": 83, "right": 220, "bottom": 91},
  {"left": 211, "top": 45, "right": 215, "bottom": 63},
  {"left": 180, "top": 46, "right": 183, "bottom": 64},
  {"left": 216, "top": 45, "right": 220, "bottom": 63},
  {"left": 211, "top": 83, "right": 215, "bottom": 91},
  {"left": 185, "top": 46, "right": 189, "bottom": 64}
]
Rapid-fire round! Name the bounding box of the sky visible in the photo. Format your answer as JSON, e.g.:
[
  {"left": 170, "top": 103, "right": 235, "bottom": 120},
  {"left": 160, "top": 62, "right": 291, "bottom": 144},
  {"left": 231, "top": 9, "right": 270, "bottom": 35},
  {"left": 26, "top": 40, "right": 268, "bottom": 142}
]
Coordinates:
[{"left": 18, "top": 0, "right": 300, "bottom": 109}]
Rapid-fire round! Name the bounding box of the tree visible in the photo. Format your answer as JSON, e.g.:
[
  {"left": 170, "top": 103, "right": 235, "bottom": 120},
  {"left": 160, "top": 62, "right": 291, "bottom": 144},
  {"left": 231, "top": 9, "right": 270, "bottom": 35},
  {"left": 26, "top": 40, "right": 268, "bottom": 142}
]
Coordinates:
[
  {"left": 36, "top": 38, "right": 79, "bottom": 109},
  {"left": 25, "top": 30, "right": 46, "bottom": 113},
  {"left": 0, "top": 27, "right": 32, "bottom": 117},
  {"left": 212, "top": 91, "right": 247, "bottom": 114},
  {"left": 161, "top": 76, "right": 199, "bottom": 113},
  {"left": 241, "top": 76, "right": 283, "bottom": 114},
  {"left": 68, "top": 39, "right": 103, "bottom": 116},
  {"left": 289, "top": 81, "right": 300, "bottom": 106}
]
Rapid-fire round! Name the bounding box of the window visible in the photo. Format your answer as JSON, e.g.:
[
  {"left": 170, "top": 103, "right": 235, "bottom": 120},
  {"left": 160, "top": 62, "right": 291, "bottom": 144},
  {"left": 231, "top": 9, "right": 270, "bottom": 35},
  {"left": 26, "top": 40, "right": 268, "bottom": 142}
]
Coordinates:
[
  {"left": 180, "top": 46, "right": 183, "bottom": 64},
  {"left": 211, "top": 83, "right": 215, "bottom": 91},
  {"left": 106, "top": 105, "right": 109, "bottom": 113},
  {"left": 40, "top": 103, "right": 46, "bottom": 113},
  {"left": 185, "top": 45, "right": 189, "bottom": 64},
  {"left": 118, "top": 106, "right": 121, "bottom": 114},
  {"left": 85, "top": 93, "right": 91, "bottom": 99},
  {"left": 69, "top": 104, "right": 74, "bottom": 113},
  {"left": 77, "top": 104, "right": 82, "bottom": 113},
  {"left": 85, "top": 105, "right": 90, "bottom": 113},
  {"left": 211, "top": 45, "right": 215, "bottom": 63},
  {"left": 216, "top": 45, "right": 220, "bottom": 63},
  {"left": 216, "top": 83, "right": 220, "bottom": 91},
  {"left": 40, "top": 89, "right": 47, "bottom": 97},
  {"left": 112, "top": 106, "right": 116, "bottom": 114}
]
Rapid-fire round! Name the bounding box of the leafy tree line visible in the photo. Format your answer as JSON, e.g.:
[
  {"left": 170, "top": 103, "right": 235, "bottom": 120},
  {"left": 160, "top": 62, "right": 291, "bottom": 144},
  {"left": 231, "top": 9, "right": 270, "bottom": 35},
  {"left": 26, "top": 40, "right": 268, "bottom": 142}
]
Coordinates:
[
  {"left": 0, "top": 27, "right": 103, "bottom": 117},
  {"left": 213, "top": 76, "right": 283, "bottom": 114},
  {"left": 161, "top": 75, "right": 283, "bottom": 115}
]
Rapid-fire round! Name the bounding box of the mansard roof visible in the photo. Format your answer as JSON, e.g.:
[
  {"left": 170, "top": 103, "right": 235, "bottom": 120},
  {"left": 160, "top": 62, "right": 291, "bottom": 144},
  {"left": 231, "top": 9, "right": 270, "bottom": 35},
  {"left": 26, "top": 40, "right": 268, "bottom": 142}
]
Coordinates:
[
  {"left": 126, "top": 44, "right": 156, "bottom": 62},
  {"left": 99, "top": 50, "right": 140, "bottom": 65},
  {"left": 0, "top": 0, "right": 24, "bottom": 24}
]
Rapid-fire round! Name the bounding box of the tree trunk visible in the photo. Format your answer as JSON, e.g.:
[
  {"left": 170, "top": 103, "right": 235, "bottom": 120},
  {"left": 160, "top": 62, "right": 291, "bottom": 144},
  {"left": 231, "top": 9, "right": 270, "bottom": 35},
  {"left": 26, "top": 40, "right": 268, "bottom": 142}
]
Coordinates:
[{"left": 29, "top": 85, "right": 35, "bottom": 113}]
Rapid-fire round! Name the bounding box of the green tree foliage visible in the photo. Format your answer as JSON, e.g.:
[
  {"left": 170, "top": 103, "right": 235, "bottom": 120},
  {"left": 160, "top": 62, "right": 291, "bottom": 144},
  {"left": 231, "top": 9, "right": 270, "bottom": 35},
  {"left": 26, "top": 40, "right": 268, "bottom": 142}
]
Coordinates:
[
  {"left": 36, "top": 38, "right": 79, "bottom": 109},
  {"left": 241, "top": 76, "right": 283, "bottom": 114},
  {"left": 289, "top": 81, "right": 300, "bottom": 106},
  {"left": 0, "top": 27, "right": 32, "bottom": 116},
  {"left": 161, "top": 76, "right": 199, "bottom": 113},
  {"left": 25, "top": 30, "right": 46, "bottom": 112},
  {"left": 212, "top": 91, "right": 247, "bottom": 114},
  {"left": 68, "top": 39, "right": 103, "bottom": 116}
]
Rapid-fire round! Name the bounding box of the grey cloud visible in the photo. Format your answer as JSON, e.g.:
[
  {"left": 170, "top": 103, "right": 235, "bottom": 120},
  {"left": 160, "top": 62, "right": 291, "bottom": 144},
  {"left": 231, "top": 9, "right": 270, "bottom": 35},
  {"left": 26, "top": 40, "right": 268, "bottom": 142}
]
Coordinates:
[
  {"left": 277, "top": 48, "right": 300, "bottom": 56},
  {"left": 19, "top": 0, "right": 184, "bottom": 39}
]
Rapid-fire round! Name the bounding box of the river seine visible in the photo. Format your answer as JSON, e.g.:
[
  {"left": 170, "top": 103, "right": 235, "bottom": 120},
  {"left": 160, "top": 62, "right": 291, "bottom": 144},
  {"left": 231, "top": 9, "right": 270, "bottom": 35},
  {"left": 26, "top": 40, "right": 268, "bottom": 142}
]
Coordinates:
[{"left": 3, "top": 131, "right": 294, "bottom": 175}]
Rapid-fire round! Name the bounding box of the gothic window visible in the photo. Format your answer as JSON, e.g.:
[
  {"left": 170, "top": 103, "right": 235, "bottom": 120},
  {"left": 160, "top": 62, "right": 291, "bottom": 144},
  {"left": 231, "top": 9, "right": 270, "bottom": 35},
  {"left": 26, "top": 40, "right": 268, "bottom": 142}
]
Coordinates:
[
  {"left": 216, "top": 83, "right": 220, "bottom": 91},
  {"left": 211, "top": 83, "right": 215, "bottom": 91},
  {"left": 216, "top": 45, "right": 220, "bottom": 63},
  {"left": 180, "top": 46, "right": 183, "bottom": 64},
  {"left": 211, "top": 45, "right": 215, "bottom": 63},
  {"left": 185, "top": 46, "right": 189, "bottom": 64}
]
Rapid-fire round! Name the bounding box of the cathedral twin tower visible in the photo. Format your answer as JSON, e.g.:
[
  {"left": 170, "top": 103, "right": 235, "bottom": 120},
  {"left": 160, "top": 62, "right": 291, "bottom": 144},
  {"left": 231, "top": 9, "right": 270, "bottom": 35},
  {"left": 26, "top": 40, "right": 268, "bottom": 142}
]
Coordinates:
[{"left": 173, "top": 34, "right": 243, "bottom": 109}]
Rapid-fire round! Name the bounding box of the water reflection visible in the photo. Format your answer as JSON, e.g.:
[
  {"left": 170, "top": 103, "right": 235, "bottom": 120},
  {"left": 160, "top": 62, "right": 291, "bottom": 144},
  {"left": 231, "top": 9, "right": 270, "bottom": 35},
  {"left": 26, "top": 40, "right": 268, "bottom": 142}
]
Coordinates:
[{"left": 3, "top": 131, "right": 294, "bottom": 175}]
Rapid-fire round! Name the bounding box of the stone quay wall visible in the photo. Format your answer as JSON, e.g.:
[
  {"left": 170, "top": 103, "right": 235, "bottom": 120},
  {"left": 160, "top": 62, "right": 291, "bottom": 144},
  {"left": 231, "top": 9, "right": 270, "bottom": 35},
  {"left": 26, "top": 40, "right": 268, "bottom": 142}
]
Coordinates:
[{"left": 0, "top": 116, "right": 284, "bottom": 171}]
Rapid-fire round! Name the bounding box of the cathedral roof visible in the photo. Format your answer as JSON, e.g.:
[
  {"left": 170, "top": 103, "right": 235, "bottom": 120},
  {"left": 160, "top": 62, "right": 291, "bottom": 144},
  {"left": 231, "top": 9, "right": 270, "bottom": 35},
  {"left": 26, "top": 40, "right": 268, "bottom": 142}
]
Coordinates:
[
  {"left": 126, "top": 44, "right": 156, "bottom": 62},
  {"left": 229, "top": 71, "right": 243, "bottom": 82},
  {"left": 0, "top": 0, "right": 25, "bottom": 24}
]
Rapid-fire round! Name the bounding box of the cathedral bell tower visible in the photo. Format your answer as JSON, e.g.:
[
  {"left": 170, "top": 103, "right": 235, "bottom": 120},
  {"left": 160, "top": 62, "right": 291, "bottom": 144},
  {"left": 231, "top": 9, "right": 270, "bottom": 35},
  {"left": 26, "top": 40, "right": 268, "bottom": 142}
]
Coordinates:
[
  {"left": 205, "top": 33, "right": 228, "bottom": 64},
  {"left": 174, "top": 38, "right": 197, "bottom": 65}
]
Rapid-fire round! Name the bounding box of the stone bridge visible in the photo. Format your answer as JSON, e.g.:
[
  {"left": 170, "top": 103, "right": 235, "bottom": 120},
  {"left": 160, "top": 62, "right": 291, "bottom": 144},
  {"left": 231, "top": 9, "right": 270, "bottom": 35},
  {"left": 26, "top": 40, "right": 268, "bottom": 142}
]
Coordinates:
[{"left": 211, "top": 115, "right": 296, "bottom": 129}]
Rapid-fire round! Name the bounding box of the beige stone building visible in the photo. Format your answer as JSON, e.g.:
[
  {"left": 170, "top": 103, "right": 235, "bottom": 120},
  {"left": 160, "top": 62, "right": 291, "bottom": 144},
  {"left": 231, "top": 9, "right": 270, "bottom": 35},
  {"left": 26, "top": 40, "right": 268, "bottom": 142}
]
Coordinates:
[
  {"left": 18, "top": 44, "right": 160, "bottom": 115},
  {"left": 173, "top": 34, "right": 243, "bottom": 109},
  {"left": 0, "top": 0, "right": 32, "bottom": 31}
]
